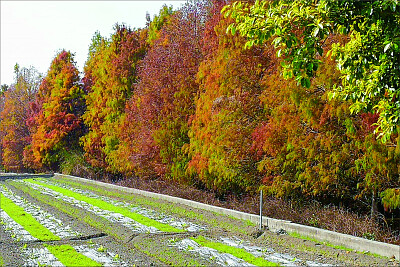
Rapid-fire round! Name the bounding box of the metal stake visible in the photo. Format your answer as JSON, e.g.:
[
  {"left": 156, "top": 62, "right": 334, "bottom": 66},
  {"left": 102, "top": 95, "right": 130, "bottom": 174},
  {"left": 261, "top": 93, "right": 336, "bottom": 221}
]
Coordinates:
[{"left": 260, "top": 189, "right": 263, "bottom": 231}]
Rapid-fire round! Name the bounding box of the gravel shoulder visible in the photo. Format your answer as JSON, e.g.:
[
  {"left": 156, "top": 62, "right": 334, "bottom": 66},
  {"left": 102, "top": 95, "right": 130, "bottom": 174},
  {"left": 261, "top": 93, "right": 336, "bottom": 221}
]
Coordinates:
[{"left": 1, "top": 176, "right": 398, "bottom": 266}]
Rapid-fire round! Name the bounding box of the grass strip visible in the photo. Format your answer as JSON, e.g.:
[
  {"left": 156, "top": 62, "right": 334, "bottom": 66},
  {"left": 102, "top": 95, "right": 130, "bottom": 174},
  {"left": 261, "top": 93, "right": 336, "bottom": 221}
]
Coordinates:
[
  {"left": 45, "top": 244, "right": 102, "bottom": 267},
  {"left": 26, "top": 179, "right": 183, "bottom": 233},
  {"left": 191, "top": 236, "right": 280, "bottom": 266},
  {"left": 0, "top": 193, "right": 60, "bottom": 241}
]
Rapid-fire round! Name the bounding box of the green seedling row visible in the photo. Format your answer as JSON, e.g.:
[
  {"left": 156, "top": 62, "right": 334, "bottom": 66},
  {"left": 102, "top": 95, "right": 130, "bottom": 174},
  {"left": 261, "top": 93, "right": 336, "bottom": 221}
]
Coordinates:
[
  {"left": 45, "top": 244, "right": 102, "bottom": 267},
  {"left": 26, "top": 179, "right": 183, "bottom": 233},
  {"left": 9, "top": 180, "right": 134, "bottom": 241},
  {"left": 0, "top": 193, "right": 60, "bottom": 241},
  {"left": 53, "top": 177, "right": 253, "bottom": 234},
  {"left": 191, "top": 236, "right": 280, "bottom": 267}
]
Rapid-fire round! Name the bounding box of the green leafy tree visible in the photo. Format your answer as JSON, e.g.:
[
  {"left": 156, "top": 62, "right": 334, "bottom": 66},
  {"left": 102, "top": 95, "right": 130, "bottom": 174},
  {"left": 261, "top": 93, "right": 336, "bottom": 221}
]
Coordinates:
[
  {"left": 224, "top": 0, "right": 400, "bottom": 210},
  {"left": 223, "top": 0, "right": 400, "bottom": 142}
]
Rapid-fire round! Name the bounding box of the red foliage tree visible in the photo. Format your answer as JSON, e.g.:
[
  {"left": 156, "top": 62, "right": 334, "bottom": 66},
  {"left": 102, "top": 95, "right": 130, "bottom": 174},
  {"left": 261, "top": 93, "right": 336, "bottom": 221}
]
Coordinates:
[
  {"left": 119, "top": 1, "right": 208, "bottom": 180},
  {"left": 0, "top": 65, "right": 41, "bottom": 172}
]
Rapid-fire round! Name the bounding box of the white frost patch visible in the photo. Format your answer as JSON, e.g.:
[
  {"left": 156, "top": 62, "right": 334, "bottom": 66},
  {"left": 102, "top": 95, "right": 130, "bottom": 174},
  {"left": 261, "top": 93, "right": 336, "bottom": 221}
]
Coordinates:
[
  {"left": 0, "top": 210, "right": 37, "bottom": 242},
  {"left": 220, "top": 236, "right": 269, "bottom": 257},
  {"left": 42, "top": 179, "right": 207, "bottom": 232},
  {"left": 19, "top": 180, "right": 159, "bottom": 234},
  {"left": 220, "top": 236, "right": 299, "bottom": 266},
  {"left": 23, "top": 247, "right": 64, "bottom": 267},
  {"left": 172, "top": 238, "right": 254, "bottom": 266},
  {"left": 0, "top": 185, "right": 79, "bottom": 238},
  {"left": 220, "top": 236, "right": 331, "bottom": 267},
  {"left": 305, "top": 261, "right": 333, "bottom": 267},
  {"left": 74, "top": 244, "right": 129, "bottom": 266}
]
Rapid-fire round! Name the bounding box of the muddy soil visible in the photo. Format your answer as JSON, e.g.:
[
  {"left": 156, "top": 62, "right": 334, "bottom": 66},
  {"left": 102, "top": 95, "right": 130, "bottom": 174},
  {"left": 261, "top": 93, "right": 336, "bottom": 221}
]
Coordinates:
[{"left": 1, "top": 176, "right": 398, "bottom": 266}]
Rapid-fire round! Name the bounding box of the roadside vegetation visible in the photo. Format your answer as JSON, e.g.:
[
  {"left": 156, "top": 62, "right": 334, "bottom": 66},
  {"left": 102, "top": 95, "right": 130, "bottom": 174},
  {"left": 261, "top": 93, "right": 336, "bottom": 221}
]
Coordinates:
[{"left": 0, "top": 0, "right": 399, "bottom": 245}]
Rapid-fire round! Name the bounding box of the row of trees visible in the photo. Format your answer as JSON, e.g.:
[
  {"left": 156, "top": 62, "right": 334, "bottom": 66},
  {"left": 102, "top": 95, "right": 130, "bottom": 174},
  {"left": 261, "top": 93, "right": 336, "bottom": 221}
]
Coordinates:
[{"left": 1, "top": 0, "right": 399, "bottom": 213}]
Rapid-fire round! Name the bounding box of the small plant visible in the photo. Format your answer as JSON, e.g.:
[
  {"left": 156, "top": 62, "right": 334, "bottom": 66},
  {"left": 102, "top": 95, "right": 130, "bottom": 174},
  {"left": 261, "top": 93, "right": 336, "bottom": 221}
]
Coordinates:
[
  {"left": 97, "top": 245, "right": 106, "bottom": 253},
  {"left": 362, "top": 232, "right": 376, "bottom": 241},
  {"left": 307, "top": 215, "right": 320, "bottom": 228}
]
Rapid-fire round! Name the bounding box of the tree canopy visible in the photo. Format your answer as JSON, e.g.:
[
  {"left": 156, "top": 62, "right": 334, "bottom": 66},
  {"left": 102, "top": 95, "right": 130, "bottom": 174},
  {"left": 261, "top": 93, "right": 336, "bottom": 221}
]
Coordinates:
[{"left": 223, "top": 0, "right": 400, "bottom": 142}]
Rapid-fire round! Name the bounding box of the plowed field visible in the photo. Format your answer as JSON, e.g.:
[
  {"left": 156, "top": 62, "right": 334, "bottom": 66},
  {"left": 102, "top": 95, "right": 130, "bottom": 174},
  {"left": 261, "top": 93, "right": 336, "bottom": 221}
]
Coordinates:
[{"left": 0, "top": 175, "right": 396, "bottom": 266}]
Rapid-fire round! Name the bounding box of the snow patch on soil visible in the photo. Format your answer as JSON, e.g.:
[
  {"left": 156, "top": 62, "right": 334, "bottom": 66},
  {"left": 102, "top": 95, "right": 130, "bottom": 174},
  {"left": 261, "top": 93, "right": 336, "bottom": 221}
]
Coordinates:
[
  {"left": 220, "top": 236, "right": 331, "bottom": 266},
  {"left": 74, "top": 244, "right": 129, "bottom": 266}
]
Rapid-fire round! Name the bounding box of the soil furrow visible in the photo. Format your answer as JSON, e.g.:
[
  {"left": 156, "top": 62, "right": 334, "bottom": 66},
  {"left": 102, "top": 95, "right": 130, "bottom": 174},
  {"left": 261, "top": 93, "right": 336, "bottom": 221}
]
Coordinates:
[
  {"left": 2, "top": 176, "right": 397, "bottom": 267},
  {"left": 4, "top": 179, "right": 162, "bottom": 266}
]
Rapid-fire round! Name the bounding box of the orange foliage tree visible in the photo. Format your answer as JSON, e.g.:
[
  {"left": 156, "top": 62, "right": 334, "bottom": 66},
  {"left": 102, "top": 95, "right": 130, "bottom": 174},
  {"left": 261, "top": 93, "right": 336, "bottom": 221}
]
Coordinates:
[
  {"left": 81, "top": 25, "right": 148, "bottom": 172},
  {"left": 187, "top": 1, "right": 273, "bottom": 194},
  {"left": 25, "top": 50, "right": 85, "bottom": 171}
]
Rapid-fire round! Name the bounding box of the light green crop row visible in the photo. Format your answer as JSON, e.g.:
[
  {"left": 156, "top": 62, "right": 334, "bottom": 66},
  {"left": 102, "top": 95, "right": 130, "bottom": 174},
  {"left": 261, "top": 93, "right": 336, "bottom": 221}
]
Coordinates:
[
  {"left": 0, "top": 193, "right": 60, "bottom": 241},
  {"left": 192, "top": 236, "right": 280, "bottom": 267},
  {"left": 52, "top": 177, "right": 255, "bottom": 234},
  {"left": 26, "top": 179, "right": 183, "bottom": 233},
  {"left": 45, "top": 244, "right": 102, "bottom": 267}
]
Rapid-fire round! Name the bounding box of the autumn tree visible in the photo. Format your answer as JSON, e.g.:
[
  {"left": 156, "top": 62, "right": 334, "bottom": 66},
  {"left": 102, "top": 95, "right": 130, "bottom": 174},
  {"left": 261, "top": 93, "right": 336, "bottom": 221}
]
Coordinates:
[
  {"left": 81, "top": 25, "right": 148, "bottom": 172},
  {"left": 224, "top": 0, "right": 400, "bottom": 141},
  {"left": 146, "top": 4, "right": 174, "bottom": 45},
  {"left": 25, "top": 51, "right": 85, "bottom": 171},
  {"left": 187, "top": 1, "right": 272, "bottom": 194},
  {"left": 0, "top": 85, "right": 6, "bottom": 170},
  {"left": 120, "top": 1, "right": 208, "bottom": 180},
  {"left": 224, "top": 0, "right": 400, "bottom": 209},
  {"left": 0, "top": 64, "right": 41, "bottom": 172}
]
